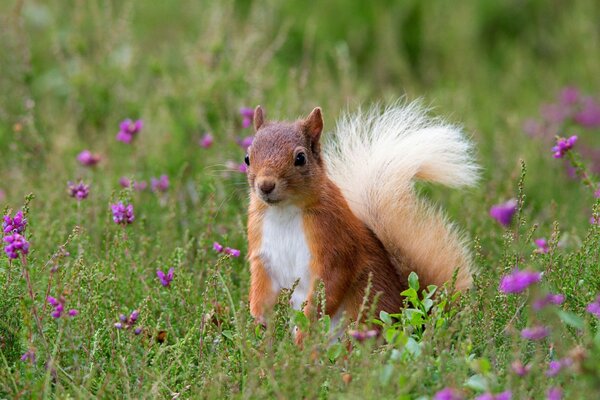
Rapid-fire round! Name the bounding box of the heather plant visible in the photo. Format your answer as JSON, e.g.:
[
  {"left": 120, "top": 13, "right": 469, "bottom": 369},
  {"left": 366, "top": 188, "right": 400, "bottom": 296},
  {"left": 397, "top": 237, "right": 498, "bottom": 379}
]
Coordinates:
[{"left": 1, "top": 0, "right": 600, "bottom": 398}]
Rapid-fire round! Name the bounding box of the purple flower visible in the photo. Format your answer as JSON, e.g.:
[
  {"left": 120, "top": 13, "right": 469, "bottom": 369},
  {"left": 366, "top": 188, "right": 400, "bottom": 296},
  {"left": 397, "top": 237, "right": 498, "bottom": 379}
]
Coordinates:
[
  {"left": 47, "top": 296, "right": 72, "bottom": 319},
  {"left": 119, "top": 314, "right": 127, "bottom": 322},
  {"left": 4, "top": 233, "right": 30, "bottom": 259},
  {"left": 68, "top": 181, "right": 90, "bottom": 200},
  {"left": 595, "top": 187, "right": 600, "bottom": 199},
  {"left": 224, "top": 247, "right": 241, "bottom": 257},
  {"left": 115, "top": 309, "right": 140, "bottom": 330},
  {"left": 111, "top": 202, "right": 135, "bottom": 225},
  {"left": 134, "top": 181, "right": 148, "bottom": 191},
  {"left": 240, "top": 107, "right": 254, "bottom": 128},
  {"left": 534, "top": 238, "right": 549, "bottom": 254},
  {"left": 476, "top": 392, "right": 511, "bottom": 400},
  {"left": 134, "top": 327, "right": 142, "bottom": 335},
  {"left": 119, "top": 177, "right": 131, "bottom": 188},
  {"left": 551, "top": 135, "right": 577, "bottom": 159},
  {"left": 532, "top": 293, "right": 565, "bottom": 311},
  {"left": 114, "top": 322, "right": 123, "bottom": 329},
  {"left": 156, "top": 267, "right": 174, "bottom": 287},
  {"left": 213, "top": 242, "right": 224, "bottom": 252},
  {"left": 574, "top": 97, "right": 600, "bottom": 129},
  {"left": 511, "top": 360, "right": 531, "bottom": 376},
  {"left": 489, "top": 199, "right": 517, "bottom": 226},
  {"left": 559, "top": 86, "right": 581, "bottom": 106},
  {"left": 586, "top": 295, "right": 600, "bottom": 318},
  {"left": 77, "top": 150, "right": 101, "bottom": 166},
  {"left": 591, "top": 215, "right": 600, "bottom": 226},
  {"left": 199, "top": 133, "right": 214, "bottom": 148},
  {"left": 129, "top": 310, "right": 139, "bottom": 323},
  {"left": 68, "top": 309, "right": 79, "bottom": 317},
  {"left": 434, "top": 387, "right": 463, "bottom": 400},
  {"left": 521, "top": 325, "right": 550, "bottom": 341},
  {"left": 546, "top": 360, "right": 563, "bottom": 377},
  {"left": 116, "top": 119, "right": 143, "bottom": 144},
  {"left": 237, "top": 135, "right": 254, "bottom": 150},
  {"left": 499, "top": 268, "right": 542, "bottom": 294},
  {"left": 349, "top": 329, "right": 379, "bottom": 342},
  {"left": 3, "top": 210, "right": 26, "bottom": 234},
  {"left": 151, "top": 175, "right": 169, "bottom": 192},
  {"left": 21, "top": 349, "right": 35, "bottom": 364},
  {"left": 547, "top": 387, "right": 562, "bottom": 400}
]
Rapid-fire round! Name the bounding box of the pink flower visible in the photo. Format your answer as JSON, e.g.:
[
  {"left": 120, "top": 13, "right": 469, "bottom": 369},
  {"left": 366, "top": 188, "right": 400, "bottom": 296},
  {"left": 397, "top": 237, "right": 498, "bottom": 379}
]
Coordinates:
[
  {"left": 547, "top": 387, "right": 562, "bottom": 400},
  {"left": 156, "top": 267, "right": 174, "bottom": 287},
  {"left": 213, "top": 242, "right": 224, "bottom": 252},
  {"left": 237, "top": 136, "right": 254, "bottom": 150},
  {"left": 574, "top": 97, "right": 600, "bottom": 129},
  {"left": 224, "top": 247, "right": 241, "bottom": 257},
  {"left": 532, "top": 293, "right": 565, "bottom": 311},
  {"left": 559, "top": 86, "right": 580, "bottom": 106},
  {"left": 349, "top": 329, "right": 378, "bottom": 342},
  {"left": 77, "top": 150, "right": 100, "bottom": 166},
  {"left": 586, "top": 295, "right": 600, "bottom": 318},
  {"left": 240, "top": 107, "right": 254, "bottom": 128},
  {"left": 434, "top": 387, "right": 463, "bottom": 400},
  {"left": 511, "top": 360, "right": 531, "bottom": 376},
  {"left": 534, "top": 238, "right": 549, "bottom": 254},
  {"left": 499, "top": 268, "right": 541, "bottom": 294},
  {"left": 199, "top": 133, "right": 214, "bottom": 148},
  {"left": 521, "top": 325, "right": 549, "bottom": 340},
  {"left": 116, "top": 119, "right": 143, "bottom": 143},
  {"left": 151, "top": 175, "right": 169, "bottom": 192},
  {"left": 490, "top": 199, "right": 517, "bottom": 226},
  {"left": 551, "top": 135, "right": 577, "bottom": 159}
]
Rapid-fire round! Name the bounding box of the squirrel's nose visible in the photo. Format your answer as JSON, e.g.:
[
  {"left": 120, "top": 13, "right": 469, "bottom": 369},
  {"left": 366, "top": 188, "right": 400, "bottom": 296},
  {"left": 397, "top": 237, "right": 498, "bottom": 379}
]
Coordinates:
[{"left": 258, "top": 180, "right": 276, "bottom": 195}]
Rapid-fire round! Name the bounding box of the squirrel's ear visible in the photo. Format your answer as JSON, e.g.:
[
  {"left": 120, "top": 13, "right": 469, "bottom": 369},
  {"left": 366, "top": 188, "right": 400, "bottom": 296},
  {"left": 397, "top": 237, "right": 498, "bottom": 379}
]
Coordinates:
[
  {"left": 254, "top": 106, "right": 264, "bottom": 131},
  {"left": 304, "top": 107, "right": 323, "bottom": 142}
]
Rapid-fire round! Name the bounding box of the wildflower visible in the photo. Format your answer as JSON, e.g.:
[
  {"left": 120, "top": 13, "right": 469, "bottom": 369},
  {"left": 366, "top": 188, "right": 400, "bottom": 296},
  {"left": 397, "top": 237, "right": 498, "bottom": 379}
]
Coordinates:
[
  {"left": 240, "top": 107, "right": 254, "bottom": 128},
  {"left": 151, "top": 175, "right": 169, "bottom": 192},
  {"left": 199, "top": 133, "right": 214, "bottom": 148},
  {"left": 47, "top": 296, "right": 77, "bottom": 318},
  {"left": 134, "top": 327, "right": 142, "bottom": 335},
  {"left": 224, "top": 247, "right": 241, "bottom": 257},
  {"left": 551, "top": 135, "right": 577, "bottom": 159},
  {"left": 21, "top": 349, "right": 35, "bottom": 364},
  {"left": 559, "top": 86, "right": 581, "bottom": 106},
  {"left": 111, "top": 202, "right": 135, "bottom": 225},
  {"left": 3, "top": 210, "right": 26, "bottom": 234},
  {"left": 499, "top": 268, "right": 541, "bottom": 294},
  {"left": 511, "top": 360, "right": 531, "bottom": 376},
  {"left": 68, "top": 309, "right": 79, "bottom": 317},
  {"left": 541, "top": 103, "right": 569, "bottom": 125},
  {"left": 348, "top": 329, "right": 378, "bottom": 342},
  {"left": 213, "top": 242, "right": 224, "bottom": 252},
  {"left": 574, "top": 97, "right": 600, "bottom": 129},
  {"left": 489, "top": 199, "right": 517, "bottom": 226},
  {"left": 77, "top": 150, "right": 101, "bottom": 166},
  {"left": 534, "top": 238, "right": 549, "bottom": 254},
  {"left": 533, "top": 293, "right": 565, "bottom": 311},
  {"left": 119, "top": 177, "right": 131, "bottom": 188},
  {"left": 586, "top": 295, "right": 600, "bottom": 318},
  {"left": 156, "top": 267, "right": 174, "bottom": 287},
  {"left": 547, "top": 387, "right": 562, "bottom": 400},
  {"left": 68, "top": 181, "right": 90, "bottom": 200},
  {"left": 591, "top": 215, "right": 600, "bottom": 226},
  {"left": 546, "top": 360, "right": 566, "bottom": 377},
  {"left": 434, "top": 387, "right": 463, "bottom": 400},
  {"left": 595, "top": 187, "right": 600, "bottom": 198},
  {"left": 4, "top": 233, "right": 30, "bottom": 259},
  {"left": 116, "top": 118, "right": 143, "bottom": 143},
  {"left": 134, "top": 181, "right": 148, "bottom": 191},
  {"left": 237, "top": 135, "right": 254, "bottom": 150},
  {"left": 475, "top": 391, "right": 511, "bottom": 400},
  {"left": 521, "top": 325, "right": 550, "bottom": 341},
  {"left": 114, "top": 309, "right": 140, "bottom": 330}
]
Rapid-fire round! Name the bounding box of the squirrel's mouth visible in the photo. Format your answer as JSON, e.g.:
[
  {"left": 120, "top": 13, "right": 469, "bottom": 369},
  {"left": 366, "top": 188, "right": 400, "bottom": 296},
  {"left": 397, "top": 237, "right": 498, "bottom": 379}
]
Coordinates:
[{"left": 263, "top": 197, "right": 282, "bottom": 205}]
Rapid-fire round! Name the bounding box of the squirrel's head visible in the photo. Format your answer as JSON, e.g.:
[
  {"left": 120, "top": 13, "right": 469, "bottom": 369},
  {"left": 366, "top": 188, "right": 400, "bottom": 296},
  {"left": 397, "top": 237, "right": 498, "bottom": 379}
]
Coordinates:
[{"left": 245, "top": 106, "right": 325, "bottom": 206}]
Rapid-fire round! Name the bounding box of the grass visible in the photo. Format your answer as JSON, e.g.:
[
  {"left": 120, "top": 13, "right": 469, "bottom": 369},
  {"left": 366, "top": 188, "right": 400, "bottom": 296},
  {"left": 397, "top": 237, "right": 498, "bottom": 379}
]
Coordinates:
[{"left": 1, "top": 0, "right": 600, "bottom": 398}]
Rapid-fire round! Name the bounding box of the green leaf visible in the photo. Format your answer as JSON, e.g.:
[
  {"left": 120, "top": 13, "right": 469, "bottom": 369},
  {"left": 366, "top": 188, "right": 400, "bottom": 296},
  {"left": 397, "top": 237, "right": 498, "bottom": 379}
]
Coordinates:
[
  {"left": 401, "top": 288, "right": 418, "bottom": 300},
  {"left": 293, "top": 311, "right": 309, "bottom": 331},
  {"left": 464, "top": 374, "right": 488, "bottom": 392},
  {"left": 327, "top": 343, "right": 343, "bottom": 362},
  {"left": 423, "top": 298, "right": 434, "bottom": 312},
  {"left": 379, "top": 310, "right": 392, "bottom": 325},
  {"left": 408, "top": 272, "right": 420, "bottom": 291},
  {"left": 379, "top": 364, "right": 394, "bottom": 385},
  {"left": 557, "top": 310, "right": 585, "bottom": 330},
  {"left": 221, "top": 330, "right": 234, "bottom": 341}
]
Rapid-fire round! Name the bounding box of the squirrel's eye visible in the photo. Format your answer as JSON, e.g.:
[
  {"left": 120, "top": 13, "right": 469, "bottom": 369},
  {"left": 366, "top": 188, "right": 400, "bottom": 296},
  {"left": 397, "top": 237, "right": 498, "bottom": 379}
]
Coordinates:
[
  {"left": 244, "top": 154, "right": 250, "bottom": 166},
  {"left": 294, "top": 152, "right": 306, "bottom": 166}
]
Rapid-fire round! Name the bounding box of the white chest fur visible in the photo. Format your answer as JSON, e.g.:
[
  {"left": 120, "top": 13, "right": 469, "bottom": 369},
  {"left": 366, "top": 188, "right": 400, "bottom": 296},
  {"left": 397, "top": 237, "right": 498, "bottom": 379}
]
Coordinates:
[{"left": 259, "top": 204, "right": 312, "bottom": 310}]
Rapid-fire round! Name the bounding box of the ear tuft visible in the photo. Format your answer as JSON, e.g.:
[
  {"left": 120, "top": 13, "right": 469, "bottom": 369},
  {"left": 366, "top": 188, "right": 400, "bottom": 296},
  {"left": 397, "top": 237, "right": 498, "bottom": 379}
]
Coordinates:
[
  {"left": 304, "top": 107, "right": 323, "bottom": 142},
  {"left": 254, "top": 106, "right": 264, "bottom": 131}
]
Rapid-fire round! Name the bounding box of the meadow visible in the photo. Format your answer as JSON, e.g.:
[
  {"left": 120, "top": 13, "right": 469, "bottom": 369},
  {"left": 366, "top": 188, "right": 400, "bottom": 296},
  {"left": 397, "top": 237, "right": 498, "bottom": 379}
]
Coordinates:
[{"left": 1, "top": 0, "right": 600, "bottom": 398}]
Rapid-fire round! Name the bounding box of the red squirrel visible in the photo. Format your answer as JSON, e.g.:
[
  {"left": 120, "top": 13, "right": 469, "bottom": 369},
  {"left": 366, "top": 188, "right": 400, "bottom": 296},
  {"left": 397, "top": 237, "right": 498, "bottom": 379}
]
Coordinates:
[{"left": 245, "top": 102, "right": 479, "bottom": 340}]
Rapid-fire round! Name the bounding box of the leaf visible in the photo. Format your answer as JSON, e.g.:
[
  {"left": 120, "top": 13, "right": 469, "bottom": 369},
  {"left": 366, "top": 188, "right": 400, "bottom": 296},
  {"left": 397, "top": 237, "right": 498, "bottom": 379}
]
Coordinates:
[
  {"left": 423, "top": 298, "right": 434, "bottom": 312},
  {"left": 379, "top": 310, "right": 392, "bottom": 325},
  {"left": 408, "top": 272, "right": 420, "bottom": 291},
  {"left": 327, "top": 343, "right": 343, "bottom": 362},
  {"left": 401, "top": 288, "right": 418, "bottom": 300},
  {"left": 464, "top": 374, "right": 488, "bottom": 392},
  {"left": 221, "top": 330, "right": 234, "bottom": 341},
  {"left": 293, "top": 310, "right": 309, "bottom": 332},
  {"left": 404, "top": 337, "right": 421, "bottom": 357},
  {"left": 321, "top": 314, "right": 331, "bottom": 332},
  {"left": 557, "top": 310, "right": 585, "bottom": 330},
  {"left": 379, "top": 364, "right": 394, "bottom": 385}
]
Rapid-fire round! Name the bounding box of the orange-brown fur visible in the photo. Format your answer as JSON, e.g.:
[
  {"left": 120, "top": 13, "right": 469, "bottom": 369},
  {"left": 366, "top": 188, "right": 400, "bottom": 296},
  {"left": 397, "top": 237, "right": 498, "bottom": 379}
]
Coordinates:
[{"left": 246, "top": 106, "right": 407, "bottom": 337}]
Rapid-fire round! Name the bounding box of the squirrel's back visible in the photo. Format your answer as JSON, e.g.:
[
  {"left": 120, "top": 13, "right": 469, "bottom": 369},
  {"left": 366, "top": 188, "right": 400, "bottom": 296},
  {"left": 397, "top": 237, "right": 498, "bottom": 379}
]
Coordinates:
[{"left": 323, "top": 101, "right": 479, "bottom": 290}]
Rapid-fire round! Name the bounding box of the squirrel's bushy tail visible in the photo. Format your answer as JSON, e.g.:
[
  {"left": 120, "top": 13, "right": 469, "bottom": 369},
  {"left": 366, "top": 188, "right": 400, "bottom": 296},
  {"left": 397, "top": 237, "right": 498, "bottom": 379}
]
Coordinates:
[{"left": 324, "top": 101, "right": 479, "bottom": 290}]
